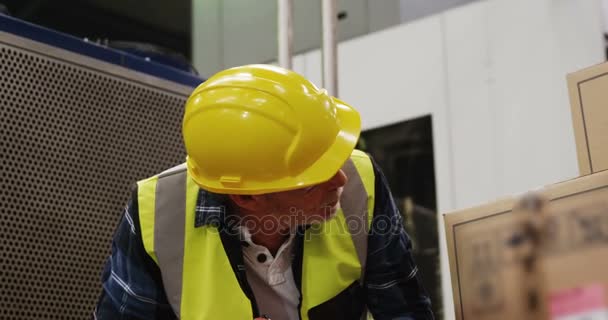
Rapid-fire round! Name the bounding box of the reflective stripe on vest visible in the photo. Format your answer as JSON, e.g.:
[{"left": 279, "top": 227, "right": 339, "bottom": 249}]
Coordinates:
[{"left": 137, "top": 150, "right": 375, "bottom": 319}]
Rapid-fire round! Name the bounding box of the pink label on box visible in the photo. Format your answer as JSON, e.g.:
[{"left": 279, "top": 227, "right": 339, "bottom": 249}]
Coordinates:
[{"left": 550, "top": 284, "right": 606, "bottom": 317}]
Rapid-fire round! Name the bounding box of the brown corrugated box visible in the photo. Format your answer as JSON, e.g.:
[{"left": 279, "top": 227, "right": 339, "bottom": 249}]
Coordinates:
[
  {"left": 444, "top": 170, "right": 608, "bottom": 320},
  {"left": 568, "top": 61, "right": 608, "bottom": 175}
]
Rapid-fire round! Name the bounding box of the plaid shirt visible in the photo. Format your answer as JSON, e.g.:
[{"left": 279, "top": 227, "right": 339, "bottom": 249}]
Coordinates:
[{"left": 94, "top": 160, "right": 434, "bottom": 320}]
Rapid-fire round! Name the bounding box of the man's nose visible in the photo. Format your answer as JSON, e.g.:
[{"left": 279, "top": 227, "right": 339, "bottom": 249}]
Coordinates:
[{"left": 326, "top": 169, "right": 348, "bottom": 189}]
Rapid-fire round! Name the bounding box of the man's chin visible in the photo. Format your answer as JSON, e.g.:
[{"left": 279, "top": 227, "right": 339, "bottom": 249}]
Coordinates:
[{"left": 324, "top": 206, "right": 340, "bottom": 220}]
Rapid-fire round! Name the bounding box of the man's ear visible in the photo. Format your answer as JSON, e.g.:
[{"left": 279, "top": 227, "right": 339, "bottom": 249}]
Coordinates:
[{"left": 228, "top": 194, "right": 266, "bottom": 212}]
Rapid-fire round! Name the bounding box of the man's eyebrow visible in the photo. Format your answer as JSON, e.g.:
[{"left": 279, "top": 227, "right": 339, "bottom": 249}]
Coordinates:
[{"left": 303, "top": 185, "right": 317, "bottom": 192}]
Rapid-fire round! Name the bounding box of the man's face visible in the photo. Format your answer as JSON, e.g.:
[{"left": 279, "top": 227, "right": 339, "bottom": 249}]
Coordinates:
[{"left": 263, "top": 169, "right": 348, "bottom": 227}]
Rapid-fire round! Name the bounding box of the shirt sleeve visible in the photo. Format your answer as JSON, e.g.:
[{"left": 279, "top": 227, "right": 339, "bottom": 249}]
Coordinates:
[
  {"left": 365, "top": 158, "right": 434, "bottom": 320},
  {"left": 93, "top": 186, "right": 176, "bottom": 320}
]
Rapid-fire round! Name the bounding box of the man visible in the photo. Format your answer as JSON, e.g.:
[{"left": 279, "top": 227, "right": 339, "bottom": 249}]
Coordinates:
[{"left": 94, "top": 64, "right": 433, "bottom": 320}]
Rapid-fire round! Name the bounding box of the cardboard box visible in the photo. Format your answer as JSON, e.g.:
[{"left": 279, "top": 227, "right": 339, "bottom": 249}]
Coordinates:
[
  {"left": 567, "top": 62, "right": 608, "bottom": 175},
  {"left": 444, "top": 170, "right": 608, "bottom": 320}
]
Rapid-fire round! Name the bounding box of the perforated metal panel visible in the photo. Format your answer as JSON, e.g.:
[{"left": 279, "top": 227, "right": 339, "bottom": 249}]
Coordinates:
[{"left": 0, "top": 34, "right": 194, "bottom": 319}]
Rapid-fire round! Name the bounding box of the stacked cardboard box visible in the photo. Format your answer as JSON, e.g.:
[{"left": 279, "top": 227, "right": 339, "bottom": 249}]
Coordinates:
[
  {"left": 444, "top": 62, "right": 608, "bottom": 320},
  {"left": 568, "top": 62, "right": 608, "bottom": 175}
]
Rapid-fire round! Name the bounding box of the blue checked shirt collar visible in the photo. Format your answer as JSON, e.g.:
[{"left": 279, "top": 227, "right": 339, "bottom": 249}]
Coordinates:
[{"left": 194, "top": 189, "right": 227, "bottom": 228}]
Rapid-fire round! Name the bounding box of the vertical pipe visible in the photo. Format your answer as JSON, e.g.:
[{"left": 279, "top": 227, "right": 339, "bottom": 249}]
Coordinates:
[
  {"left": 278, "top": 0, "right": 293, "bottom": 69},
  {"left": 322, "top": 0, "right": 338, "bottom": 96}
]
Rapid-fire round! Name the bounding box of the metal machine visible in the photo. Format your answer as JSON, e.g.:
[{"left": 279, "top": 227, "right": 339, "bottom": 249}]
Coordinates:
[{"left": 0, "top": 13, "right": 202, "bottom": 319}]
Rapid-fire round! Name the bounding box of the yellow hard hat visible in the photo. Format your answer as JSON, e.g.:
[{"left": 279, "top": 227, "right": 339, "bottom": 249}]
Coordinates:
[{"left": 182, "top": 64, "right": 361, "bottom": 195}]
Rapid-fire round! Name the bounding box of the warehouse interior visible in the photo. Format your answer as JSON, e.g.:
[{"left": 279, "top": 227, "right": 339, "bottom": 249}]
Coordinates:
[{"left": 1, "top": 0, "right": 607, "bottom": 319}]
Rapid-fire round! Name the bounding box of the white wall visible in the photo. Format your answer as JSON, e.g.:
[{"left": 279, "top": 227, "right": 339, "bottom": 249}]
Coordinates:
[
  {"left": 603, "top": 0, "right": 608, "bottom": 32},
  {"left": 288, "top": 0, "right": 604, "bottom": 318}
]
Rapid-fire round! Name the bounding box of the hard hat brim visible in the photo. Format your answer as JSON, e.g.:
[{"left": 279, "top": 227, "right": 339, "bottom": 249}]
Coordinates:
[{"left": 187, "top": 98, "right": 361, "bottom": 195}]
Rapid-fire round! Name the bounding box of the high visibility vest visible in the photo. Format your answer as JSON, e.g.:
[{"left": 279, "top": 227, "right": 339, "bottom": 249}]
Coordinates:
[{"left": 136, "top": 150, "right": 375, "bottom": 319}]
